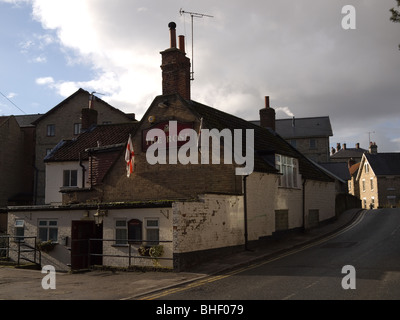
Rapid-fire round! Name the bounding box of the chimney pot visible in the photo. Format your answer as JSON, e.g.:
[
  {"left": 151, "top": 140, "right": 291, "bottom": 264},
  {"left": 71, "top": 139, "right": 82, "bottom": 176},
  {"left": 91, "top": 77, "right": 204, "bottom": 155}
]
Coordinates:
[
  {"left": 343, "top": 143, "right": 347, "bottom": 150},
  {"left": 178, "top": 35, "right": 185, "bottom": 53},
  {"left": 169, "top": 22, "right": 177, "bottom": 48},
  {"left": 265, "top": 96, "right": 270, "bottom": 108},
  {"left": 356, "top": 143, "right": 360, "bottom": 149},
  {"left": 337, "top": 143, "right": 341, "bottom": 151}
]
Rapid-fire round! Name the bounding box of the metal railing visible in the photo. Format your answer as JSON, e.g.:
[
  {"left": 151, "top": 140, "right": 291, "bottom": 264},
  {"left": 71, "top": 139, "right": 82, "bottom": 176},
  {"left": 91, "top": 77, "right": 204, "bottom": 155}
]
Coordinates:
[{"left": 0, "top": 236, "right": 41, "bottom": 267}]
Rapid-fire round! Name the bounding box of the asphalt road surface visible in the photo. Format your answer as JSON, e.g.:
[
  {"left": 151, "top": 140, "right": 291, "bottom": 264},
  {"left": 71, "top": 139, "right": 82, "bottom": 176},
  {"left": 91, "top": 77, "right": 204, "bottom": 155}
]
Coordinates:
[{"left": 144, "top": 208, "right": 400, "bottom": 300}]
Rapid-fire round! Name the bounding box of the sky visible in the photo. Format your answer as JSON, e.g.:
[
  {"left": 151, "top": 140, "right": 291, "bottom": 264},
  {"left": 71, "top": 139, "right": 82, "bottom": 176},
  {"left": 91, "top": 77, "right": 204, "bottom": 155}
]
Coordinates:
[{"left": 0, "top": 0, "right": 399, "bottom": 153}]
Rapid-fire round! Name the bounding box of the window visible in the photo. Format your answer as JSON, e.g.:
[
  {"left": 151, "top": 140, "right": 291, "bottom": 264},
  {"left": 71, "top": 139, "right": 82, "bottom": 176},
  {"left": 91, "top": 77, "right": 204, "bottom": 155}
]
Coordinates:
[
  {"left": 290, "top": 140, "right": 297, "bottom": 148},
  {"left": 128, "top": 219, "right": 142, "bottom": 244},
  {"left": 309, "top": 139, "right": 316, "bottom": 149},
  {"left": 362, "top": 179, "right": 366, "bottom": 192},
  {"left": 14, "top": 220, "right": 24, "bottom": 241},
  {"left": 115, "top": 220, "right": 128, "bottom": 245},
  {"left": 363, "top": 198, "right": 367, "bottom": 209},
  {"left": 63, "top": 170, "right": 78, "bottom": 187},
  {"left": 38, "top": 220, "right": 58, "bottom": 242},
  {"left": 145, "top": 219, "right": 159, "bottom": 245},
  {"left": 348, "top": 181, "right": 352, "bottom": 191},
  {"left": 47, "top": 124, "right": 55, "bottom": 137},
  {"left": 371, "top": 197, "right": 375, "bottom": 209},
  {"left": 370, "top": 178, "right": 374, "bottom": 190},
  {"left": 46, "top": 148, "right": 53, "bottom": 157},
  {"left": 276, "top": 154, "right": 300, "bottom": 188},
  {"left": 102, "top": 121, "right": 112, "bottom": 125},
  {"left": 74, "top": 123, "right": 82, "bottom": 135},
  {"left": 365, "top": 163, "right": 369, "bottom": 173}
]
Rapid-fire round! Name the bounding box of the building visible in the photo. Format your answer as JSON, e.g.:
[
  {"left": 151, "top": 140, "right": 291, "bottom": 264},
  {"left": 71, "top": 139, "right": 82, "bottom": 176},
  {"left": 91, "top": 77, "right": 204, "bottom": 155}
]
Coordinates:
[
  {"left": 356, "top": 152, "right": 400, "bottom": 209},
  {"left": 44, "top": 121, "right": 139, "bottom": 205},
  {"left": 7, "top": 22, "right": 336, "bottom": 271},
  {"left": 31, "top": 89, "right": 136, "bottom": 205},
  {"left": 252, "top": 109, "right": 333, "bottom": 163},
  {"left": 330, "top": 142, "right": 367, "bottom": 163}
]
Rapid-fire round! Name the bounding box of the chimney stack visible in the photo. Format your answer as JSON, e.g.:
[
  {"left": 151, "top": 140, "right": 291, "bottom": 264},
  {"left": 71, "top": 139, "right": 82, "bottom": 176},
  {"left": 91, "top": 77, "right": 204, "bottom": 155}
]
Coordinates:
[
  {"left": 348, "top": 157, "right": 356, "bottom": 169},
  {"left": 81, "top": 93, "right": 98, "bottom": 131},
  {"left": 343, "top": 143, "right": 347, "bottom": 150},
  {"left": 369, "top": 142, "right": 378, "bottom": 154},
  {"left": 356, "top": 143, "right": 360, "bottom": 149},
  {"left": 259, "top": 96, "right": 276, "bottom": 131},
  {"left": 336, "top": 143, "right": 341, "bottom": 152},
  {"left": 160, "top": 22, "right": 191, "bottom": 100}
]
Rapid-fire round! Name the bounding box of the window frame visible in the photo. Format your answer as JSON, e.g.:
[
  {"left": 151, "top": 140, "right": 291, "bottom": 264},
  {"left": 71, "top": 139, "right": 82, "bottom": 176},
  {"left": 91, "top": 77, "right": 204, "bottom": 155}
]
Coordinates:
[
  {"left": 74, "top": 123, "right": 82, "bottom": 135},
  {"left": 115, "top": 219, "right": 128, "bottom": 245},
  {"left": 38, "top": 220, "right": 58, "bottom": 243},
  {"left": 275, "top": 154, "right": 300, "bottom": 189},
  {"left": 46, "top": 124, "right": 55, "bottom": 137},
  {"left": 14, "top": 219, "right": 25, "bottom": 242},
  {"left": 63, "top": 170, "right": 78, "bottom": 187},
  {"left": 145, "top": 218, "right": 160, "bottom": 246}
]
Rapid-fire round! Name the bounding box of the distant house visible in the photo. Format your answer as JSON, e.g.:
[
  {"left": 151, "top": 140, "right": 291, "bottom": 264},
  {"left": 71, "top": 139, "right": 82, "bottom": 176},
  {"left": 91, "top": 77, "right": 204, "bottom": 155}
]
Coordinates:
[
  {"left": 31, "top": 89, "right": 136, "bottom": 205},
  {"left": 252, "top": 113, "right": 333, "bottom": 163},
  {"left": 330, "top": 142, "right": 368, "bottom": 163},
  {"left": 356, "top": 152, "right": 400, "bottom": 209}
]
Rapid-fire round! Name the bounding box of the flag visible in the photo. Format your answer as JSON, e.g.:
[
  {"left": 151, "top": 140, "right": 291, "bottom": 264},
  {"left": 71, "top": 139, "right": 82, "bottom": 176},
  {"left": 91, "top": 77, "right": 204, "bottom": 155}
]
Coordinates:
[{"left": 125, "top": 134, "right": 134, "bottom": 177}]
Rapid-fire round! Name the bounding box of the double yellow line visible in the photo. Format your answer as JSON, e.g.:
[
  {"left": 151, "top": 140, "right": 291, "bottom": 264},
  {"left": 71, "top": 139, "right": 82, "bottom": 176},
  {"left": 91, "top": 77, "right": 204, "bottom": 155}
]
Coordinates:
[{"left": 139, "top": 210, "right": 368, "bottom": 300}]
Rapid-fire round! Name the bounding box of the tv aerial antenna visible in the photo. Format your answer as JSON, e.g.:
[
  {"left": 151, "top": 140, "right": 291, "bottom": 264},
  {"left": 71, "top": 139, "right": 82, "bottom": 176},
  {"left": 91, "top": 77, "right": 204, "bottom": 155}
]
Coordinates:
[{"left": 179, "top": 9, "right": 213, "bottom": 81}]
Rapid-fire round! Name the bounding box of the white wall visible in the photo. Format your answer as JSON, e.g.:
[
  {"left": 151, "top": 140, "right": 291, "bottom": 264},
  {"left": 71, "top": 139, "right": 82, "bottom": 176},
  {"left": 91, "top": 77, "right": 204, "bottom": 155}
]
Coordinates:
[
  {"left": 173, "top": 194, "right": 244, "bottom": 254},
  {"left": 45, "top": 161, "right": 88, "bottom": 205}
]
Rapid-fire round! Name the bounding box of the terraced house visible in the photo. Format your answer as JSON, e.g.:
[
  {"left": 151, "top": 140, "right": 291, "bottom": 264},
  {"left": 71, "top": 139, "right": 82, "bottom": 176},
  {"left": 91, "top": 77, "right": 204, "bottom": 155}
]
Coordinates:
[{"left": 6, "top": 22, "right": 336, "bottom": 272}]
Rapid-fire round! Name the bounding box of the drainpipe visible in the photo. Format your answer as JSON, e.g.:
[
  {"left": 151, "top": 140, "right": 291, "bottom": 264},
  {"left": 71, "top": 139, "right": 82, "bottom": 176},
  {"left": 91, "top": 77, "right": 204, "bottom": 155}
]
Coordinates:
[
  {"left": 243, "top": 175, "right": 249, "bottom": 250},
  {"left": 302, "top": 178, "right": 307, "bottom": 232},
  {"left": 79, "top": 152, "right": 86, "bottom": 189}
]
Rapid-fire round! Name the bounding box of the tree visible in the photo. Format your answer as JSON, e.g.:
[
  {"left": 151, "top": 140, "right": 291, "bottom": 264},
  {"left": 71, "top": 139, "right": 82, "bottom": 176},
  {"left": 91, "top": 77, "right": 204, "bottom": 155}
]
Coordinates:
[{"left": 390, "top": 0, "right": 400, "bottom": 49}]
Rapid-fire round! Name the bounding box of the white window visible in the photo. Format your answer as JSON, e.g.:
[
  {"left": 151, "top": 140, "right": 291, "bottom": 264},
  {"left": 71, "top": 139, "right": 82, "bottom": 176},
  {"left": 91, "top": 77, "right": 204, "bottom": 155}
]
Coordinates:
[
  {"left": 348, "top": 181, "right": 352, "bottom": 191},
  {"left": 362, "top": 179, "right": 366, "bottom": 192},
  {"left": 38, "top": 220, "right": 58, "bottom": 242},
  {"left": 371, "top": 197, "right": 375, "bottom": 209},
  {"left": 115, "top": 220, "right": 128, "bottom": 245},
  {"left": 145, "top": 219, "right": 159, "bottom": 245},
  {"left": 276, "top": 155, "right": 300, "bottom": 188},
  {"left": 370, "top": 178, "right": 374, "bottom": 190},
  {"left": 63, "top": 170, "right": 78, "bottom": 187},
  {"left": 14, "top": 220, "right": 25, "bottom": 241},
  {"left": 365, "top": 163, "right": 369, "bottom": 173}
]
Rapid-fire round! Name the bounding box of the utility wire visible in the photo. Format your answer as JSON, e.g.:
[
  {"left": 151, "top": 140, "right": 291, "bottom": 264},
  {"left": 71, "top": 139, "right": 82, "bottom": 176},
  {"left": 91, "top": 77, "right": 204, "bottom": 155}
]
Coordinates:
[{"left": 0, "top": 91, "right": 27, "bottom": 114}]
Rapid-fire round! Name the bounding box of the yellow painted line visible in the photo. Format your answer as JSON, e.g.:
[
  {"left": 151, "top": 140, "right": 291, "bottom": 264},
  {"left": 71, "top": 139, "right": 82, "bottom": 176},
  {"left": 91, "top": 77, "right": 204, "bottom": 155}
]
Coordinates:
[{"left": 139, "top": 210, "right": 368, "bottom": 300}]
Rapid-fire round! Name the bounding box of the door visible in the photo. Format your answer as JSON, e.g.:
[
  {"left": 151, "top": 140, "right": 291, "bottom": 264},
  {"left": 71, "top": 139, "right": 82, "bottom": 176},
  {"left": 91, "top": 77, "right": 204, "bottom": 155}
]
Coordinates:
[{"left": 71, "top": 221, "right": 103, "bottom": 270}]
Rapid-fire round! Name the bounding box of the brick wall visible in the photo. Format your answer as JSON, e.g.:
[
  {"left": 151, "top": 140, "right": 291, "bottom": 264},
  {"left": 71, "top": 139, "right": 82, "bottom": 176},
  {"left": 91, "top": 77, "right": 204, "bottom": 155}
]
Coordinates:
[{"left": 0, "top": 117, "right": 25, "bottom": 210}]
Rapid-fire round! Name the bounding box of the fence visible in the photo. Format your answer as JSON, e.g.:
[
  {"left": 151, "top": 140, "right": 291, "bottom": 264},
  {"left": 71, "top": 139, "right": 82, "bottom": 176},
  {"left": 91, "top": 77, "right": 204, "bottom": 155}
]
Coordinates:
[
  {"left": 71, "top": 238, "right": 173, "bottom": 270},
  {"left": 0, "top": 235, "right": 41, "bottom": 267}
]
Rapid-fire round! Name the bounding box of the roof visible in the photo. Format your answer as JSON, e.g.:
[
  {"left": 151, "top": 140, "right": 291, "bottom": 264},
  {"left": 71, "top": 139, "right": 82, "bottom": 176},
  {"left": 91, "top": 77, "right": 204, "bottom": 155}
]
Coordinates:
[
  {"left": 319, "top": 162, "right": 351, "bottom": 181},
  {"left": 180, "top": 97, "right": 333, "bottom": 182},
  {"left": 331, "top": 147, "right": 367, "bottom": 160},
  {"left": 0, "top": 116, "right": 10, "bottom": 127},
  {"left": 45, "top": 122, "right": 139, "bottom": 162},
  {"left": 252, "top": 116, "right": 332, "bottom": 139},
  {"left": 32, "top": 88, "right": 133, "bottom": 125},
  {"left": 365, "top": 153, "right": 400, "bottom": 176},
  {"left": 14, "top": 114, "right": 43, "bottom": 127},
  {"left": 349, "top": 162, "right": 360, "bottom": 176}
]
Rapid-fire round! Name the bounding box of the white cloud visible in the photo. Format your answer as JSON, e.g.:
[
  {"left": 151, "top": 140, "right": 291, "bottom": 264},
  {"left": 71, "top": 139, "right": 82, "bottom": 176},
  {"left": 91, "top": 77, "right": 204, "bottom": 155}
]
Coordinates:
[{"left": 36, "top": 76, "right": 54, "bottom": 85}]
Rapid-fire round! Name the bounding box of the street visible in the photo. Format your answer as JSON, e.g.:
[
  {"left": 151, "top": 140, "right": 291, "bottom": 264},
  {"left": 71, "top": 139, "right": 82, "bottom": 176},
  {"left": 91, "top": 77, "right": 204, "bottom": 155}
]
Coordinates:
[{"left": 143, "top": 208, "right": 400, "bottom": 300}]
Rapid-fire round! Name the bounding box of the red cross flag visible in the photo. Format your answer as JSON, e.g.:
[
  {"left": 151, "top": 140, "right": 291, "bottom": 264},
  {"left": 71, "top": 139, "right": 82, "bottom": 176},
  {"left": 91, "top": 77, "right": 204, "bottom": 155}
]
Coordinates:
[{"left": 125, "top": 134, "right": 134, "bottom": 177}]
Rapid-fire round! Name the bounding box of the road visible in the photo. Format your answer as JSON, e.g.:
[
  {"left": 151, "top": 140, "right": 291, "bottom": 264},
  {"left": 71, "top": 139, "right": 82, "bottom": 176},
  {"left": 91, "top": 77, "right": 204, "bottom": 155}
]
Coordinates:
[{"left": 144, "top": 208, "right": 400, "bottom": 300}]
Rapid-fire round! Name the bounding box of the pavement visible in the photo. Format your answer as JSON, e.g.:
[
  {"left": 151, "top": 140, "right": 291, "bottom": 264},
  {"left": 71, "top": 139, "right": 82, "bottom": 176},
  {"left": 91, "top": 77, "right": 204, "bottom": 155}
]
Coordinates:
[{"left": 0, "top": 208, "right": 363, "bottom": 300}]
